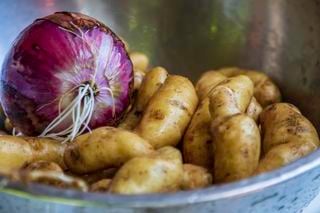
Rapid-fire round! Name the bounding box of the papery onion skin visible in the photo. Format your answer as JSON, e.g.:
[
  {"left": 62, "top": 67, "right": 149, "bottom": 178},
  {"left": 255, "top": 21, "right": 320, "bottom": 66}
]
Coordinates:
[{"left": 0, "top": 12, "right": 133, "bottom": 136}]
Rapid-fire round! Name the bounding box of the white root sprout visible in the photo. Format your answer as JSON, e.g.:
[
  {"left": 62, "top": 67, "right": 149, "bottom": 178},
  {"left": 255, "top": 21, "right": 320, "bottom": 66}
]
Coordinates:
[{"left": 39, "top": 84, "right": 95, "bottom": 143}]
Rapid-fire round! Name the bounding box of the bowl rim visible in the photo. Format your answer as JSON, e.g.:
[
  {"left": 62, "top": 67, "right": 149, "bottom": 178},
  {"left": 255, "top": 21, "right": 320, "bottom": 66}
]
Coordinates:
[{"left": 1, "top": 148, "right": 320, "bottom": 208}]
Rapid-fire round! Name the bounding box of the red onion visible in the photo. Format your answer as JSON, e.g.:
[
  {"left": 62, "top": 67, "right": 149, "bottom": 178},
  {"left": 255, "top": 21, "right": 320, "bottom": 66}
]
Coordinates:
[{"left": 0, "top": 12, "right": 133, "bottom": 141}]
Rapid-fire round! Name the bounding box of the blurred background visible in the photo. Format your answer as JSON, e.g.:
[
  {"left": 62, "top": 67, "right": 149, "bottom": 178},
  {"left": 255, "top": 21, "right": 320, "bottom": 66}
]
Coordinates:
[
  {"left": 1, "top": 0, "right": 320, "bottom": 212},
  {"left": 0, "top": 0, "right": 320, "bottom": 128}
]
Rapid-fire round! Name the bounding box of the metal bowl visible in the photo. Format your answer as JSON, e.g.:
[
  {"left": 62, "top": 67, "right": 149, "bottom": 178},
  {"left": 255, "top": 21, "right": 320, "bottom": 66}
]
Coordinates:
[{"left": 1, "top": 0, "right": 320, "bottom": 212}]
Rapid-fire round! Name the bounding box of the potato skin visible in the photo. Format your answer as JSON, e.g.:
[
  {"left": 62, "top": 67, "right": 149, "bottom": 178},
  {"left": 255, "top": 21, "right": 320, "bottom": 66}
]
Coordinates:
[
  {"left": 129, "top": 52, "right": 149, "bottom": 72},
  {"left": 76, "top": 168, "right": 118, "bottom": 184},
  {"left": 133, "top": 69, "right": 145, "bottom": 91},
  {"left": 256, "top": 103, "right": 319, "bottom": 173},
  {"left": 13, "top": 161, "right": 83, "bottom": 190},
  {"left": 22, "top": 161, "right": 63, "bottom": 173},
  {"left": 0, "top": 136, "right": 65, "bottom": 174},
  {"left": 212, "top": 114, "right": 260, "bottom": 183},
  {"left": 209, "top": 75, "right": 254, "bottom": 120},
  {"left": 109, "top": 146, "right": 183, "bottom": 194},
  {"left": 260, "top": 103, "right": 318, "bottom": 153},
  {"left": 217, "top": 67, "right": 282, "bottom": 107},
  {"left": 246, "top": 97, "right": 263, "bottom": 122},
  {"left": 155, "top": 145, "right": 183, "bottom": 165},
  {"left": 256, "top": 141, "right": 317, "bottom": 174},
  {"left": 135, "top": 67, "right": 169, "bottom": 112},
  {"left": 181, "top": 164, "right": 212, "bottom": 190},
  {"left": 64, "top": 127, "right": 154, "bottom": 174},
  {"left": 119, "top": 67, "right": 168, "bottom": 130},
  {"left": 135, "top": 75, "right": 198, "bottom": 149},
  {"left": 183, "top": 98, "right": 212, "bottom": 169},
  {"left": 90, "top": 179, "right": 112, "bottom": 192},
  {"left": 18, "top": 170, "right": 88, "bottom": 191},
  {"left": 195, "top": 71, "right": 226, "bottom": 101},
  {"left": 245, "top": 71, "right": 282, "bottom": 107}
]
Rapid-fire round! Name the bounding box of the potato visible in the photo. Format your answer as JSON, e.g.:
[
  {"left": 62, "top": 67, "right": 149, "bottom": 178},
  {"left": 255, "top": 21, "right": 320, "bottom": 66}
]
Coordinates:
[
  {"left": 90, "top": 179, "right": 112, "bottom": 192},
  {"left": 135, "top": 67, "right": 169, "bottom": 112},
  {"left": 260, "top": 103, "right": 318, "bottom": 153},
  {"left": 245, "top": 71, "right": 282, "bottom": 107},
  {"left": 181, "top": 164, "right": 212, "bottom": 190},
  {"left": 12, "top": 160, "right": 87, "bottom": 191},
  {"left": 195, "top": 71, "right": 227, "bottom": 101},
  {"left": 0, "top": 136, "right": 65, "bottom": 174},
  {"left": 119, "top": 67, "right": 168, "bottom": 130},
  {"left": 256, "top": 141, "right": 318, "bottom": 174},
  {"left": 217, "top": 67, "right": 282, "bottom": 107},
  {"left": 135, "top": 75, "right": 198, "bottom": 148},
  {"left": 209, "top": 75, "right": 254, "bottom": 120},
  {"left": 64, "top": 127, "right": 154, "bottom": 174},
  {"left": 18, "top": 170, "right": 88, "bottom": 191},
  {"left": 22, "top": 161, "right": 63, "bottom": 173},
  {"left": 155, "top": 145, "right": 182, "bottom": 164},
  {"left": 129, "top": 52, "right": 149, "bottom": 72},
  {"left": 76, "top": 168, "right": 118, "bottom": 184},
  {"left": 256, "top": 103, "right": 319, "bottom": 173},
  {"left": 183, "top": 98, "right": 213, "bottom": 169},
  {"left": 133, "top": 69, "right": 145, "bottom": 91},
  {"left": 118, "top": 107, "right": 139, "bottom": 131},
  {"left": 212, "top": 114, "right": 260, "bottom": 183},
  {"left": 246, "top": 97, "right": 263, "bottom": 122},
  {"left": 109, "top": 146, "right": 183, "bottom": 194}
]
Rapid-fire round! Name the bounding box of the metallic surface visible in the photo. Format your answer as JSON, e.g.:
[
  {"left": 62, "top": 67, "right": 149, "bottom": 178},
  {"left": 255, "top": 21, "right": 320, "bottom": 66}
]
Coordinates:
[{"left": 0, "top": 0, "right": 320, "bottom": 212}]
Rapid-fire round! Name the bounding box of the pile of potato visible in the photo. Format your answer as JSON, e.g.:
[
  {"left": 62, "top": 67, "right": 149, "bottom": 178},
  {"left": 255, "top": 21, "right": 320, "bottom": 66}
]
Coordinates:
[{"left": 0, "top": 52, "right": 318, "bottom": 195}]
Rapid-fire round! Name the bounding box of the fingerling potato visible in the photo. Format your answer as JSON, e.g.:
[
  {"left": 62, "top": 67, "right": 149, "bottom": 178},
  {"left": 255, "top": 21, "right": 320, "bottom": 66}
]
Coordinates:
[
  {"left": 18, "top": 170, "right": 88, "bottom": 191},
  {"left": 76, "top": 168, "right": 118, "bottom": 184},
  {"left": 109, "top": 146, "right": 183, "bottom": 194},
  {"left": 256, "top": 140, "right": 318, "bottom": 174},
  {"left": 212, "top": 114, "right": 260, "bottom": 183},
  {"left": 135, "top": 75, "right": 198, "bottom": 148},
  {"left": 90, "top": 179, "right": 112, "bottom": 192},
  {"left": 129, "top": 52, "right": 149, "bottom": 72},
  {"left": 256, "top": 103, "right": 319, "bottom": 173},
  {"left": 195, "top": 71, "right": 226, "bottom": 101},
  {"left": 181, "top": 164, "right": 212, "bottom": 190},
  {"left": 133, "top": 69, "right": 145, "bottom": 91},
  {"left": 246, "top": 97, "right": 263, "bottom": 122},
  {"left": 119, "top": 67, "right": 168, "bottom": 130},
  {"left": 260, "top": 103, "right": 318, "bottom": 153},
  {"left": 0, "top": 136, "right": 65, "bottom": 174},
  {"left": 22, "top": 161, "right": 63, "bottom": 173},
  {"left": 209, "top": 75, "right": 254, "bottom": 120},
  {"left": 183, "top": 98, "right": 213, "bottom": 169},
  {"left": 64, "top": 127, "right": 154, "bottom": 174}
]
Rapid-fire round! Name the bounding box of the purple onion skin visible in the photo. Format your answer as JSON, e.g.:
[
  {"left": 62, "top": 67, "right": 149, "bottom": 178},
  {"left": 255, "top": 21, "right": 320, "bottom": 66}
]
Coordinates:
[{"left": 0, "top": 12, "right": 133, "bottom": 136}]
